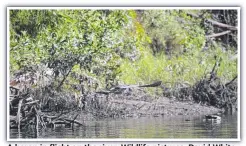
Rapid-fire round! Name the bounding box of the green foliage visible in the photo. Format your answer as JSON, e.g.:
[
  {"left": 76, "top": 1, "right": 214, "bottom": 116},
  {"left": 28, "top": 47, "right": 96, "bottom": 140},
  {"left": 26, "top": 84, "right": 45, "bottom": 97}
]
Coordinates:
[
  {"left": 9, "top": 9, "right": 237, "bottom": 98},
  {"left": 119, "top": 10, "right": 237, "bottom": 91},
  {"left": 139, "top": 10, "right": 206, "bottom": 56},
  {"left": 10, "top": 9, "right": 140, "bottom": 90},
  {"left": 120, "top": 43, "right": 237, "bottom": 88}
]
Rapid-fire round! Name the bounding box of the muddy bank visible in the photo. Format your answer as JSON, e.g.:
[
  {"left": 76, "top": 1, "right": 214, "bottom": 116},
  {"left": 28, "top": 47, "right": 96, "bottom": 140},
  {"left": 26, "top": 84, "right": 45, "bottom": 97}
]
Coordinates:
[
  {"left": 10, "top": 65, "right": 236, "bottom": 130},
  {"left": 106, "top": 98, "right": 221, "bottom": 117},
  {"left": 9, "top": 58, "right": 237, "bottom": 122},
  {"left": 79, "top": 88, "right": 222, "bottom": 119},
  {"left": 9, "top": 85, "right": 223, "bottom": 133}
]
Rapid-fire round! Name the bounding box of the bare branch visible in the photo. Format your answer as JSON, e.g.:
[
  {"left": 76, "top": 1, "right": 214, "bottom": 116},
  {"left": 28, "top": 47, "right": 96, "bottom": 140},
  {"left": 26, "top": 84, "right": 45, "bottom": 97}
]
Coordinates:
[
  {"left": 225, "top": 76, "right": 237, "bottom": 87},
  {"left": 206, "top": 19, "right": 237, "bottom": 31},
  {"left": 206, "top": 30, "right": 231, "bottom": 38},
  {"left": 186, "top": 12, "right": 237, "bottom": 31}
]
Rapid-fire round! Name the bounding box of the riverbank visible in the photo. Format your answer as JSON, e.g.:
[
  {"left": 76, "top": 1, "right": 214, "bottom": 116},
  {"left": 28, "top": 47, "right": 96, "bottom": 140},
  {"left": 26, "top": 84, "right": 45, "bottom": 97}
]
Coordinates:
[
  {"left": 107, "top": 97, "right": 221, "bottom": 117},
  {"left": 76, "top": 88, "right": 222, "bottom": 120}
]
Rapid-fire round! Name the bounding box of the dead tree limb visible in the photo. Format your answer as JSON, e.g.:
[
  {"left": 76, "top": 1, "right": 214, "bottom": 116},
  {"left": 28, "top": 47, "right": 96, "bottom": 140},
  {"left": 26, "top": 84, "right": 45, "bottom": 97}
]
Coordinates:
[
  {"left": 139, "top": 81, "right": 162, "bottom": 87},
  {"left": 17, "top": 99, "right": 23, "bottom": 134},
  {"left": 71, "top": 114, "right": 79, "bottom": 130},
  {"left": 209, "top": 58, "right": 221, "bottom": 81},
  {"left": 56, "top": 65, "right": 74, "bottom": 90},
  {"left": 206, "top": 30, "right": 232, "bottom": 38},
  {"left": 36, "top": 113, "right": 39, "bottom": 137},
  {"left": 186, "top": 12, "right": 237, "bottom": 31},
  {"left": 225, "top": 76, "right": 238, "bottom": 87},
  {"left": 206, "top": 19, "right": 237, "bottom": 31}
]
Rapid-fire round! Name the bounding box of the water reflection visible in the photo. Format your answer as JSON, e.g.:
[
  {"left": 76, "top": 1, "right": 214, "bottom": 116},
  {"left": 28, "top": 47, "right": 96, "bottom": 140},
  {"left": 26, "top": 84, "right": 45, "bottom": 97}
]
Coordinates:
[{"left": 10, "top": 113, "right": 237, "bottom": 139}]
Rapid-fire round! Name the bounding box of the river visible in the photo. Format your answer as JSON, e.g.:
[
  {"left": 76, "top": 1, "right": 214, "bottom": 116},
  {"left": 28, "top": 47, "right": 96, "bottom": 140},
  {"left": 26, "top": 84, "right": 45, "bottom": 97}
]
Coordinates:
[{"left": 10, "top": 113, "right": 238, "bottom": 139}]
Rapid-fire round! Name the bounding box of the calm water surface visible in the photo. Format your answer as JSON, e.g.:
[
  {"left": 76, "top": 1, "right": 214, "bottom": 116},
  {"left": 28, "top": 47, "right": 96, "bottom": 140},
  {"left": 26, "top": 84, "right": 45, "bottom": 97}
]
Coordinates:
[{"left": 10, "top": 113, "right": 237, "bottom": 139}]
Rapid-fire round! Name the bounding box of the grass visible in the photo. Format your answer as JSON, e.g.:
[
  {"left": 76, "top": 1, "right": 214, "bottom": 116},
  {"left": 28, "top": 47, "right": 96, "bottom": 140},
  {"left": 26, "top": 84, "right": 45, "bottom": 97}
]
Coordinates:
[{"left": 119, "top": 46, "right": 237, "bottom": 92}]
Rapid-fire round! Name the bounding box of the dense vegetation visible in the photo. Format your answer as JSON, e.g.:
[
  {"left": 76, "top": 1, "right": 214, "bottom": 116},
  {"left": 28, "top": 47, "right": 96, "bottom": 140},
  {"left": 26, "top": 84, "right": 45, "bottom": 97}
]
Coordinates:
[{"left": 9, "top": 9, "right": 238, "bottom": 114}]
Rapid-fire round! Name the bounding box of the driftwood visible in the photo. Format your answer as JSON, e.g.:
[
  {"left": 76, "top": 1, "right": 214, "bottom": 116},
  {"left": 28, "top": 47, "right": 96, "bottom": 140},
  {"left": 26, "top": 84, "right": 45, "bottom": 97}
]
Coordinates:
[
  {"left": 161, "top": 57, "right": 237, "bottom": 113},
  {"left": 193, "top": 59, "right": 237, "bottom": 110},
  {"left": 9, "top": 84, "right": 84, "bottom": 135}
]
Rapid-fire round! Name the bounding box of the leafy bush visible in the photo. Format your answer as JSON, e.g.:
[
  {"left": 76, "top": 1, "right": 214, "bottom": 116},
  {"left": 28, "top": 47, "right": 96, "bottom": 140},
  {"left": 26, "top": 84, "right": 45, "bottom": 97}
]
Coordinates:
[
  {"left": 10, "top": 10, "right": 140, "bottom": 91},
  {"left": 119, "top": 10, "right": 237, "bottom": 92},
  {"left": 9, "top": 9, "right": 238, "bottom": 106}
]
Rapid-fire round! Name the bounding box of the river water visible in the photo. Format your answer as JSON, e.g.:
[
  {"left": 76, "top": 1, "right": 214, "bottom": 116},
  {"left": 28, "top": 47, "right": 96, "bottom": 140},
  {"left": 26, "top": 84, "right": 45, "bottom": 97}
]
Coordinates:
[{"left": 10, "top": 113, "right": 238, "bottom": 139}]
